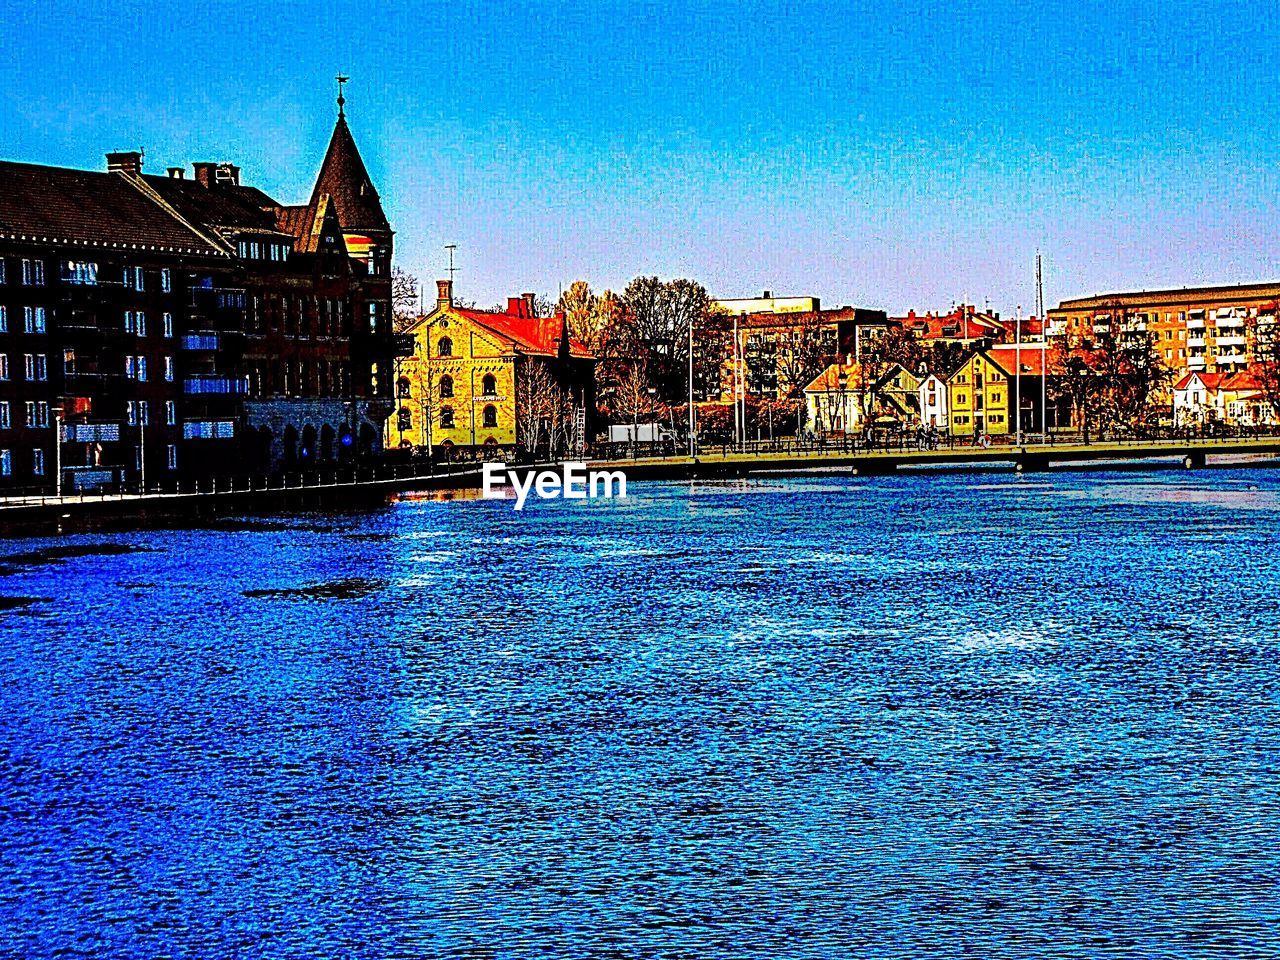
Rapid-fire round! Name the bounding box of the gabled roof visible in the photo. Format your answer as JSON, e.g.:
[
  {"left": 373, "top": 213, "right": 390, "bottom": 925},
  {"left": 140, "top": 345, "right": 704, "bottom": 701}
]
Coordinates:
[
  {"left": 0, "top": 160, "right": 227, "bottom": 255},
  {"left": 1174, "top": 372, "right": 1226, "bottom": 391},
  {"left": 456, "top": 306, "right": 592, "bottom": 359},
  {"left": 413, "top": 299, "right": 592, "bottom": 360},
  {"left": 309, "top": 113, "right": 390, "bottom": 235},
  {"left": 271, "top": 195, "right": 350, "bottom": 257}
]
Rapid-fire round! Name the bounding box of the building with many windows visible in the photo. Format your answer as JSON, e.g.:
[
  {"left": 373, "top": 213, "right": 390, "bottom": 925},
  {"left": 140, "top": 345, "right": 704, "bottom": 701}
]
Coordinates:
[
  {"left": 0, "top": 93, "right": 394, "bottom": 492},
  {"left": 1048, "top": 282, "right": 1280, "bottom": 382},
  {"left": 395, "top": 280, "right": 594, "bottom": 455}
]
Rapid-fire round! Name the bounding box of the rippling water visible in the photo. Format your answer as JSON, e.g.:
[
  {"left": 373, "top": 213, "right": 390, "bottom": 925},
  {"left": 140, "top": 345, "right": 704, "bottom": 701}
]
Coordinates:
[{"left": 2, "top": 469, "right": 1279, "bottom": 958}]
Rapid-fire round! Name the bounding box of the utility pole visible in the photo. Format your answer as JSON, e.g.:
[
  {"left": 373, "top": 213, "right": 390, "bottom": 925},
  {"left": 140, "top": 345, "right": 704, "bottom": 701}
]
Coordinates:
[
  {"left": 54, "top": 411, "right": 62, "bottom": 497},
  {"left": 733, "top": 312, "right": 742, "bottom": 452},
  {"left": 687, "top": 314, "right": 695, "bottom": 458}
]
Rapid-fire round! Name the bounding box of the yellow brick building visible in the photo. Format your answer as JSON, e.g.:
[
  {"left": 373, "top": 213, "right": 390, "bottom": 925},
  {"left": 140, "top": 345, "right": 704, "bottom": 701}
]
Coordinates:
[{"left": 393, "top": 281, "right": 594, "bottom": 453}]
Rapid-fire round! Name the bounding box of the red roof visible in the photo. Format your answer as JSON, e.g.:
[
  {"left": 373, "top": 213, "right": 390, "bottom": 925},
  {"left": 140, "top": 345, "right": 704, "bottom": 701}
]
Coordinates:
[
  {"left": 1174, "top": 372, "right": 1227, "bottom": 391},
  {"left": 1221, "top": 370, "right": 1262, "bottom": 391},
  {"left": 986, "top": 344, "right": 1049, "bottom": 377},
  {"left": 450, "top": 301, "right": 593, "bottom": 360},
  {"left": 893, "top": 307, "right": 1005, "bottom": 341}
]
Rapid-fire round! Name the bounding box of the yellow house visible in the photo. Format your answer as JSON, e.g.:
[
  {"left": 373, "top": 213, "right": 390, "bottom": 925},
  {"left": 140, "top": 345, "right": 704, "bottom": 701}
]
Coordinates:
[
  {"left": 394, "top": 280, "right": 594, "bottom": 454},
  {"left": 946, "top": 352, "right": 1009, "bottom": 437}
]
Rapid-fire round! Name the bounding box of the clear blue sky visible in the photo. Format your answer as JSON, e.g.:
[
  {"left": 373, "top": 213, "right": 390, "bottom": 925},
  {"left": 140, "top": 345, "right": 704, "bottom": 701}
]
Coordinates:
[{"left": 2, "top": 0, "right": 1278, "bottom": 315}]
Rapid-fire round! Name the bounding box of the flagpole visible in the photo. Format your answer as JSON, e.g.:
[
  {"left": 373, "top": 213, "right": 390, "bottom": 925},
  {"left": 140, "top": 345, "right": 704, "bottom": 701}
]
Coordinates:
[
  {"left": 1037, "top": 252, "right": 1047, "bottom": 438},
  {"left": 1016, "top": 305, "right": 1023, "bottom": 446}
]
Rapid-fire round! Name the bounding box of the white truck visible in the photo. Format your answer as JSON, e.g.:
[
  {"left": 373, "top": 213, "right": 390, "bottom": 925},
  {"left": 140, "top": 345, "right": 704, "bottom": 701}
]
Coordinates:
[{"left": 608, "top": 423, "right": 675, "bottom": 445}]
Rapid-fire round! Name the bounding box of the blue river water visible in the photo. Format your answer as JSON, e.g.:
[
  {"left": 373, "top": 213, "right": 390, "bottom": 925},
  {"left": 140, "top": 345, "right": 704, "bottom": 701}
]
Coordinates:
[{"left": 1, "top": 468, "right": 1279, "bottom": 958}]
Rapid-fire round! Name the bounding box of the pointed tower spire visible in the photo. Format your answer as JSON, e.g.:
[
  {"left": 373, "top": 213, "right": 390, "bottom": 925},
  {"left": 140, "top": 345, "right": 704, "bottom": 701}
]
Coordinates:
[{"left": 309, "top": 78, "right": 392, "bottom": 264}]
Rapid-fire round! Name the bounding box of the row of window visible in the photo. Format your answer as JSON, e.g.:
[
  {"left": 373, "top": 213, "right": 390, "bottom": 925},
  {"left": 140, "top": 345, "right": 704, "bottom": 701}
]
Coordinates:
[
  {"left": 431, "top": 405, "right": 500, "bottom": 430},
  {"left": 0, "top": 401, "right": 50, "bottom": 430},
  {"left": 0, "top": 354, "right": 48, "bottom": 382},
  {"left": 0, "top": 306, "right": 47, "bottom": 334},
  {"left": 0, "top": 259, "right": 174, "bottom": 292},
  {"left": 236, "top": 239, "right": 292, "bottom": 262},
  {"left": 0, "top": 445, "right": 183, "bottom": 479},
  {"left": 396, "top": 373, "right": 500, "bottom": 399}
]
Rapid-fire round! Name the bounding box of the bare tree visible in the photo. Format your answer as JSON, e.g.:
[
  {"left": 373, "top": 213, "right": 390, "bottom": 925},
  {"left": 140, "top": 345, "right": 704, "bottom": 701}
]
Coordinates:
[
  {"left": 620, "top": 276, "right": 717, "bottom": 403},
  {"left": 1249, "top": 302, "right": 1280, "bottom": 421},
  {"left": 392, "top": 267, "right": 420, "bottom": 332},
  {"left": 515, "top": 360, "right": 561, "bottom": 458}
]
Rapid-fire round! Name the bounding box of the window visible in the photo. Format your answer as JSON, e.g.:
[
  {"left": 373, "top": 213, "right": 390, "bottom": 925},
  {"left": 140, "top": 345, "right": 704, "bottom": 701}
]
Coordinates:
[
  {"left": 137, "top": 356, "right": 147, "bottom": 381},
  {"left": 24, "top": 402, "right": 49, "bottom": 428},
  {"left": 62, "top": 260, "right": 98, "bottom": 285},
  {"left": 23, "top": 307, "right": 46, "bottom": 334},
  {"left": 126, "top": 400, "right": 149, "bottom": 426},
  {"left": 0, "top": 260, "right": 5, "bottom": 283},
  {"left": 161, "top": 268, "right": 171, "bottom": 292},
  {"left": 439, "top": 374, "right": 454, "bottom": 398},
  {"left": 124, "top": 310, "right": 138, "bottom": 334},
  {"left": 167, "top": 444, "right": 177, "bottom": 470},
  {"left": 439, "top": 406, "right": 455, "bottom": 429},
  {"left": 136, "top": 312, "right": 146, "bottom": 337},
  {"left": 482, "top": 374, "right": 497, "bottom": 395},
  {"left": 123, "top": 266, "right": 144, "bottom": 291},
  {"left": 438, "top": 336, "right": 453, "bottom": 357},
  {"left": 0, "top": 306, "right": 6, "bottom": 333},
  {"left": 163, "top": 313, "right": 174, "bottom": 338},
  {"left": 164, "top": 357, "right": 174, "bottom": 381},
  {"left": 483, "top": 404, "right": 497, "bottom": 428},
  {"left": 166, "top": 400, "right": 176, "bottom": 425},
  {"left": 125, "top": 356, "right": 135, "bottom": 379},
  {"left": 397, "top": 377, "right": 411, "bottom": 398},
  {"left": 0, "top": 355, "right": 7, "bottom": 381},
  {"left": 0, "top": 450, "right": 9, "bottom": 476},
  {"left": 24, "top": 354, "right": 46, "bottom": 381},
  {"left": 0, "top": 402, "right": 8, "bottom": 430},
  {"left": 21, "top": 259, "right": 45, "bottom": 286},
  {"left": 32, "top": 449, "right": 44, "bottom": 476}
]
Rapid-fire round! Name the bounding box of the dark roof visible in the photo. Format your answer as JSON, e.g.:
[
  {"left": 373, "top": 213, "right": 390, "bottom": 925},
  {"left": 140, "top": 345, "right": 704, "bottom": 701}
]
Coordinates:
[
  {"left": 142, "top": 174, "right": 287, "bottom": 240},
  {"left": 0, "top": 160, "right": 224, "bottom": 254},
  {"left": 1054, "top": 282, "right": 1280, "bottom": 312},
  {"left": 309, "top": 114, "right": 390, "bottom": 235}
]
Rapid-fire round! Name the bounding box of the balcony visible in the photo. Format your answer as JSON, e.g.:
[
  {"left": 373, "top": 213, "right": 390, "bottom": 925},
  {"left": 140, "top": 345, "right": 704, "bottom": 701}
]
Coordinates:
[
  {"left": 62, "top": 422, "right": 122, "bottom": 443},
  {"left": 181, "top": 333, "right": 220, "bottom": 351},
  {"left": 1187, "top": 315, "right": 1206, "bottom": 330},
  {"left": 1216, "top": 334, "right": 1247, "bottom": 349},
  {"left": 1217, "top": 351, "right": 1248, "bottom": 366},
  {"left": 1216, "top": 315, "right": 1246, "bottom": 330},
  {"left": 182, "top": 420, "right": 236, "bottom": 439},
  {"left": 1188, "top": 335, "right": 1207, "bottom": 348},
  {"left": 1188, "top": 356, "right": 1207, "bottom": 369},
  {"left": 183, "top": 375, "right": 249, "bottom": 395}
]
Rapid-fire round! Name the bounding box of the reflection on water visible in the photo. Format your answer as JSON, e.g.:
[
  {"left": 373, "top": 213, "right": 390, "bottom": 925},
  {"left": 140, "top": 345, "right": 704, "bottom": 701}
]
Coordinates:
[{"left": 1, "top": 469, "right": 1279, "bottom": 958}]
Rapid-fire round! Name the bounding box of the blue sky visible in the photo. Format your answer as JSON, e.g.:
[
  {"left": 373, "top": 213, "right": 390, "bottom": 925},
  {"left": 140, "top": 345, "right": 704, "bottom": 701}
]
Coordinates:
[{"left": 2, "top": 0, "right": 1277, "bottom": 315}]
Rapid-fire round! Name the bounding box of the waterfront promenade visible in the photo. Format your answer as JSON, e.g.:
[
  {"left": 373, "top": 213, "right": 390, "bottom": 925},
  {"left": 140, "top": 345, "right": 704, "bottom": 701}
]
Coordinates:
[{"left": 2, "top": 435, "right": 1279, "bottom": 531}]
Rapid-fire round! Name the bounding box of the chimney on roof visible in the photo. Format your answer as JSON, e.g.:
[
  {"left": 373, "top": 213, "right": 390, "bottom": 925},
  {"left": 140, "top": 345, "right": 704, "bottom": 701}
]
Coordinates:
[
  {"left": 763, "top": 290, "right": 772, "bottom": 299},
  {"left": 192, "top": 162, "right": 240, "bottom": 188},
  {"left": 166, "top": 167, "right": 185, "bottom": 179},
  {"left": 508, "top": 296, "right": 524, "bottom": 315},
  {"left": 436, "top": 279, "right": 453, "bottom": 309},
  {"left": 521, "top": 292, "right": 536, "bottom": 317},
  {"left": 106, "top": 151, "right": 143, "bottom": 175}
]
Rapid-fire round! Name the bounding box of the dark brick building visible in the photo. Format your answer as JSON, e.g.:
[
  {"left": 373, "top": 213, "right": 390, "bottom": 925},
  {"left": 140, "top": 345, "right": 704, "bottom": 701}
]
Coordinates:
[{"left": 0, "top": 97, "right": 394, "bottom": 492}]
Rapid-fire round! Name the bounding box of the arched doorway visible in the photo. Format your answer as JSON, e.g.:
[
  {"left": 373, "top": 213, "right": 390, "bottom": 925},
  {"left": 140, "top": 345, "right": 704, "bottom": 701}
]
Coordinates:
[
  {"left": 301, "top": 424, "right": 318, "bottom": 464},
  {"left": 282, "top": 425, "right": 298, "bottom": 467},
  {"left": 320, "top": 424, "right": 335, "bottom": 462},
  {"left": 359, "top": 423, "right": 377, "bottom": 457}
]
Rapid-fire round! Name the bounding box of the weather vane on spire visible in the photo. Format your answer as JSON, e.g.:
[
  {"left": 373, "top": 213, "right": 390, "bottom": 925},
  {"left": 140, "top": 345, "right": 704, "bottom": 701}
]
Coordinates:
[{"left": 336, "top": 74, "right": 349, "bottom": 115}]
